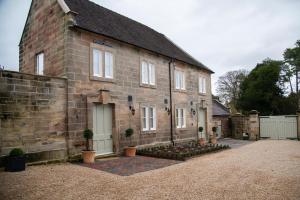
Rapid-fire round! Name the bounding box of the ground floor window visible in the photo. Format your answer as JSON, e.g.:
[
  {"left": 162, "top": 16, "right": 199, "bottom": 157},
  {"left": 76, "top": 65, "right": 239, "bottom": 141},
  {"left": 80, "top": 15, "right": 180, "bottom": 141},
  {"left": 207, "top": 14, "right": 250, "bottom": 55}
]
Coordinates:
[
  {"left": 142, "top": 106, "right": 156, "bottom": 131},
  {"left": 176, "top": 108, "right": 186, "bottom": 128}
]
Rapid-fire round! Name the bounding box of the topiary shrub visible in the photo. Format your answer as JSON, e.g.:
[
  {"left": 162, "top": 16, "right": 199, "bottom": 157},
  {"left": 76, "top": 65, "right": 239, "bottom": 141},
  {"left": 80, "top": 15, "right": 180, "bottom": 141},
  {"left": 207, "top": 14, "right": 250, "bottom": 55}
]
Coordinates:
[
  {"left": 9, "top": 148, "right": 24, "bottom": 157},
  {"left": 83, "top": 129, "right": 93, "bottom": 151}
]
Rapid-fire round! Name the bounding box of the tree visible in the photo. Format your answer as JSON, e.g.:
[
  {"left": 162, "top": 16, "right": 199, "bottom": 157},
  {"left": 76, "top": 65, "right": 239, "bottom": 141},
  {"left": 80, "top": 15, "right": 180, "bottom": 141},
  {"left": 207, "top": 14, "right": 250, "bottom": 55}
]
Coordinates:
[
  {"left": 216, "top": 70, "right": 248, "bottom": 112},
  {"left": 283, "top": 40, "right": 300, "bottom": 93},
  {"left": 237, "top": 59, "right": 284, "bottom": 115}
]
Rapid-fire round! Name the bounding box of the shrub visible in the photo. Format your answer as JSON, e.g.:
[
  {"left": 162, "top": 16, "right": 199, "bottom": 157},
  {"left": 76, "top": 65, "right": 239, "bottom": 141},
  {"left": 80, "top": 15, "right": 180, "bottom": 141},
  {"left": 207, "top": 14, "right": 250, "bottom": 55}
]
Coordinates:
[
  {"left": 212, "top": 127, "right": 217, "bottom": 132},
  {"left": 83, "top": 129, "right": 93, "bottom": 151},
  {"left": 198, "top": 126, "right": 204, "bottom": 132},
  {"left": 9, "top": 148, "right": 24, "bottom": 157},
  {"left": 125, "top": 128, "right": 134, "bottom": 138}
]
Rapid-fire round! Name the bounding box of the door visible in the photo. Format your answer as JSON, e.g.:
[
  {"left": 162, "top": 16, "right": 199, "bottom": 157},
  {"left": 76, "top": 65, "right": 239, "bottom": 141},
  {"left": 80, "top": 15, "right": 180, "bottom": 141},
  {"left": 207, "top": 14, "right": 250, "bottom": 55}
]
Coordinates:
[
  {"left": 216, "top": 124, "right": 222, "bottom": 139},
  {"left": 93, "top": 104, "right": 113, "bottom": 155},
  {"left": 260, "top": 115, "right": 297, "bottom": 139},
  {"left": 198, "top": 108, "right": 207, "bottom": 140}
]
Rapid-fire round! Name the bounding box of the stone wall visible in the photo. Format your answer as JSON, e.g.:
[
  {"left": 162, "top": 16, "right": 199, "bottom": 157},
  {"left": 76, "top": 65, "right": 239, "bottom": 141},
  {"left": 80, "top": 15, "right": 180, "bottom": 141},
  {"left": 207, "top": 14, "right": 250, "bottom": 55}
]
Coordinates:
[
  {"left": 19, "top": 0, "right": 67, "bottom": 76},
  {"left": 64, "top": 28, "right": 213, "bottom": 155},
  {"left": 212, "top": 116, "right": 230, "bottom": 138},
  {"left": 0, "top": 70, "right": 67, "bottom": 162},
  {"left": 230, "top": 111, "right": 259, "bottom": 140}
]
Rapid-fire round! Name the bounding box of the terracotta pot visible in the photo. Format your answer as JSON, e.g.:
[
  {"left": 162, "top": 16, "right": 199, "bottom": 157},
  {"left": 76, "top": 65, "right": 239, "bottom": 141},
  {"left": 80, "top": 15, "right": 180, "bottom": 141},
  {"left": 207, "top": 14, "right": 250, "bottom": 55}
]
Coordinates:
[
  {"left": 211, "top": 138, "right": 217, "bottom": 144},
  {"left": 82, "top": 151, "right": 96, "bottom": 164},
  {"left": 124, "top": 147, "right": 136, "bottom": 157},
  {"left": 198, "top": 138, "right": 206, "bottom": 145}
]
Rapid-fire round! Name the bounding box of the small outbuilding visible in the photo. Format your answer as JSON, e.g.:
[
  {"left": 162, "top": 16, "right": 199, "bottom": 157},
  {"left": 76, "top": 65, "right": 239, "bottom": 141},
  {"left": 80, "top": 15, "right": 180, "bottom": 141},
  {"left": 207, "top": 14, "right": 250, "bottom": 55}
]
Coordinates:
[{"left": 212, "top": 99, "right": 230, "bottom": 138}]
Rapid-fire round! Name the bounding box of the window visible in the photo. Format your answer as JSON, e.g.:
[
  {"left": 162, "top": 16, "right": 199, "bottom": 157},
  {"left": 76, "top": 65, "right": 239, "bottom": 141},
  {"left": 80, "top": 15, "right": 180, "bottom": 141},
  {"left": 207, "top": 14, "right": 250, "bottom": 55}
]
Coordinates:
[
  {"left": 199, "top": 76, "right": 206, "bottom": 94},
  {"left": 93, "top": 49, "right": 102, "bottom": 77},
  {"left": 141, "top": 61, "right": 155, "bottom": 85},
  {"left": 36, "top": 53, "right": 44, "bottom": 75},
  {"left": 92, "top": 48, "right": 114, "bottom": 78},
  {"left": 175, "top": 70, "right": 185, "bottom": 90},
  {"left": 176, "top": 108, "right": 186, "bottom": 128},
  {"left": 142, "top": 106, "right": 156, "bottom": 131},
  {"left": 105, "top": 52, "right": 113, "bottom": 78}
]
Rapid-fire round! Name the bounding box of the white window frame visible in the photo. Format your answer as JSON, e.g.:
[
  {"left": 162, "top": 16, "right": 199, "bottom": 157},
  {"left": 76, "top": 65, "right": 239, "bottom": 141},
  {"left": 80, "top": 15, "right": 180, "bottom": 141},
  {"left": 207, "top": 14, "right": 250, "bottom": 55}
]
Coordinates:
[
  {"left": 175, "top": 70, "right": 185, "bottom": 90},
  {"left": 176, "top": 108, "right": 186, "bottom": 128},
  {"left": 141, "top": 61, "right": 155, "bottom": 86},
  {"left": 36, "top": 52, "right": 44, "bottom": 75},
  {"left": 93, "top": 49, "right": 102, "bottom": 77},
  {"left": 104, "top": 51, "right": 114, "bottom": 78},
  {"left": 141, "top": 106, "right": 156, "bottom": 131},
  {"left": 92, "top": 48, "right": 114, "bottom": 79},
  {"left": 199, "top": 76, "right": 206, "bottom": 94}
]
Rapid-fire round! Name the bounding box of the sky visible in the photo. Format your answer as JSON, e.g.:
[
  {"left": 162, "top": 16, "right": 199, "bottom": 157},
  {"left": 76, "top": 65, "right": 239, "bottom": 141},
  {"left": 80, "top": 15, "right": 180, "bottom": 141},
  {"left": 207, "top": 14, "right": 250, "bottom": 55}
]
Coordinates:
[{"left": 0, "top": 0, "right": 300, "bottom": 93}]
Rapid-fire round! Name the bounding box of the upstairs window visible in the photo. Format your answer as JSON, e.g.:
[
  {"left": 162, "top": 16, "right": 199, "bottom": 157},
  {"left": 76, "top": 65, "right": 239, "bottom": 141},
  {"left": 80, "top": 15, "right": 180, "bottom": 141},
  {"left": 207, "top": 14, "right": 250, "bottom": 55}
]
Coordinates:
[
  {"left": 36, "top": 53, "right": 44, "bottom": 75},
  {"left": 142, "top": 106, "right": 156, "bottom": 131},
  {"left": 176, "top": 108, "right": 186, "bottom": 128},
  {"left": 92, "top": 48, "right": 114, "bottom": 79},
  {"left": 141, "top": 61, "right": 155, "bottom": 85},
  {"left": 105, "top": 52, "right": 113, "bottom": 78},
  {"left": 175, "top": 70, "right": 185, "bottom": 90},
  {"left": 199, "top": 76, "right": 206, "bottom": 94}
]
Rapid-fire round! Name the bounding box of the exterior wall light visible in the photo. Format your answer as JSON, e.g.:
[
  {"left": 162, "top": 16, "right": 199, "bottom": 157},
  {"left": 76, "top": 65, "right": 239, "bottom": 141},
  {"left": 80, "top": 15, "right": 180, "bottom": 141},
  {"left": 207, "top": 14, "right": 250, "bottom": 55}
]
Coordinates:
[{"left": 128, "top": 95, "right": 135, "bottom": 115}]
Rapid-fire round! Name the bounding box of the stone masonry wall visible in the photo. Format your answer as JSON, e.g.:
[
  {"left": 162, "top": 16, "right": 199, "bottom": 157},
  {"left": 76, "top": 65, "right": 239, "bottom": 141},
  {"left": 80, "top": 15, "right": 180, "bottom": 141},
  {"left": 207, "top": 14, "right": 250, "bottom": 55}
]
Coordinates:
[
  {"left": 230, "top": 111, "right": 259, "bottom": 140},
  {"left": 0, "top": 71, "right": 67, "bottom": 162},
  {"left": 19, "top": 0, "right": 66, "bottom": 76},
  {"left": 64, "top": 28, "right": 213, "bottom": 155}
]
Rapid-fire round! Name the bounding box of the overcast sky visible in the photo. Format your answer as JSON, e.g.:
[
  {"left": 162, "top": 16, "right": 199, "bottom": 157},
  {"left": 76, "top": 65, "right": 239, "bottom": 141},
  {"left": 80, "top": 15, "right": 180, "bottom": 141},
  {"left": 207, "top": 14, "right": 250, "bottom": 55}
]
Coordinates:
[{"left": 0, "top": 0, "right": 299, "bottom": 93}]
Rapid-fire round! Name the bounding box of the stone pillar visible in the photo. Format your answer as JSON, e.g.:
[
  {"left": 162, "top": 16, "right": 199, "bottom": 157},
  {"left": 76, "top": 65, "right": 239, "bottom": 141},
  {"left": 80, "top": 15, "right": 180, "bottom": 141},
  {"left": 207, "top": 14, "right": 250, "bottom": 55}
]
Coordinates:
[
  {"left": 297, "top": 111, "right": 300, "bottom": 140},
  {"left": 249, "top": 110, "right": 259, "bottom": 140}
]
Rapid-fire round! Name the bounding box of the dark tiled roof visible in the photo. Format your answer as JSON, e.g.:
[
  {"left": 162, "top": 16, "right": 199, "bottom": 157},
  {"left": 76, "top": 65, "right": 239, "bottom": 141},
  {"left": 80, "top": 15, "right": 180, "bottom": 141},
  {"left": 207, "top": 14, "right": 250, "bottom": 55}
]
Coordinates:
[
  {"left": 64, "top": 0, "right": 213, "bottom": 73},
  {"left": 213, "top": 100, "right": 230, "bottom": 116}
]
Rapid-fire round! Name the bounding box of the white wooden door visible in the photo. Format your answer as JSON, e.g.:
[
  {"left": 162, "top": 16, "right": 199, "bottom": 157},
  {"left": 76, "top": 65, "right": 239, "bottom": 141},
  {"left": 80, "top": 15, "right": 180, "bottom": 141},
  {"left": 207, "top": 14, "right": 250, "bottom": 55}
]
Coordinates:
[
  {"left": 93, "top": 104, "right": 113, "bottom": 155},
  {"left": 198, "top": 109, "right": 207, "bottom": 140},
  {"left": 216, "top": 124, "right": 222, "bottom": 139},
  {"left": 260, "top": 116, "right": 297, "bottom": 139}
]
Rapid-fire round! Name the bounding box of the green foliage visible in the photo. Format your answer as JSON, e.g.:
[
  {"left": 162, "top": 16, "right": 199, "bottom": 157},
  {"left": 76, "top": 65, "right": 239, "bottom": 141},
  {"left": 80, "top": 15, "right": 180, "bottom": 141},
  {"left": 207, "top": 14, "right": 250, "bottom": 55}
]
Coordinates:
[
  {"left": 198, "top": 127, "right": 203, "bottom": 132},
  {"left": 237, "top": 59, "right": 285, "bottom": 115},
  {"left": 284, "top": 40, "right": 300, "bottom": 69},
  {"left": 83, "top": 129, "right": 93, "bottom": 151},
  {"left": 125, "top": 128, "right": 134, "bottom": 138},
  {"left": 9, "top": 148, "right": 24, "bottom": 157},
  {"left": 212, "top": 127, "right": 217, "bottom": 132},
  {"left": 83, "top": 129, "right": 93, "bottom": 140}
]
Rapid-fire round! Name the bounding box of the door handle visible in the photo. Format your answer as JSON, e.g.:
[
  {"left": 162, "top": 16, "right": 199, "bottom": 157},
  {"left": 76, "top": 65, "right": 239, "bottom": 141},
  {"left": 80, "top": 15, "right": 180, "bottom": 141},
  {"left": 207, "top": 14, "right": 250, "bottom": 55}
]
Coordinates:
[{"left": 110, "top": 135, "right": 113, "bottom": 139}]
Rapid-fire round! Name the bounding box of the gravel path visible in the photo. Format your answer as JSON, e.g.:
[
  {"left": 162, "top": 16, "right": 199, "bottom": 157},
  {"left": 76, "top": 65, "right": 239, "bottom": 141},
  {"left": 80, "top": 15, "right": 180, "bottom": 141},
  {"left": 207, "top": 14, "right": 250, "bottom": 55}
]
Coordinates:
[{"left": 1, "top": 140, "right": 300, "bottom": 200}]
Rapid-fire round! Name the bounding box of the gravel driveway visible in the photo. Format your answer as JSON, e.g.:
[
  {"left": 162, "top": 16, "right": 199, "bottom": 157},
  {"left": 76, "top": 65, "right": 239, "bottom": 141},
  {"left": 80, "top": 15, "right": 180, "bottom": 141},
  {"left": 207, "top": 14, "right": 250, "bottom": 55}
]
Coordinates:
[{"left": 1, "top": 140, "right": 300, "bottom": 200}]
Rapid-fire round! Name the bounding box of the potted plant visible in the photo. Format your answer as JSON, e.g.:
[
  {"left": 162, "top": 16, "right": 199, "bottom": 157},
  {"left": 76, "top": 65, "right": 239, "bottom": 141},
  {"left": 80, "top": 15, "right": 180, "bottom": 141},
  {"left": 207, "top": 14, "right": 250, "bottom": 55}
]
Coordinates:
[
  {"left": 5, "top": 148, "right": 26, "bottom": 172},
  {"left": 211, "top": 127, "right": 217, "bottom": 144},
  {"left": 82, "top": 128, "right": 96, "bottom": 164},
  {"left": 198, "top": 126, "right": 206, "bottom": 145},
  {"left": 124, "top": 128, "right": 136, "bottom": 157}
]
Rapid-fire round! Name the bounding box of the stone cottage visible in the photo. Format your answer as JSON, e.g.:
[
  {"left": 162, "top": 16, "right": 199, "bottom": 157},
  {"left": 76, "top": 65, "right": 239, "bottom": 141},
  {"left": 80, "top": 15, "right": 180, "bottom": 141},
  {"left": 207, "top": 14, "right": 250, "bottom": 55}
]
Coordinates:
[{"left": 0, "top": 0, "right": 213, "bottom": 162}]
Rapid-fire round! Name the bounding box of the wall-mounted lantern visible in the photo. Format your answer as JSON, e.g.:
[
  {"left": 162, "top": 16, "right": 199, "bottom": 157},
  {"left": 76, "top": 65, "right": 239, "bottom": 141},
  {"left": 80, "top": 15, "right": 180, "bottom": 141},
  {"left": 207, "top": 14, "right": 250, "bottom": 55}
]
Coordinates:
[
  {"left": 164, "top": 98, "right": 171, "bottom": 115},
  {"left": 128, "top": 95, "right": 135, "bottom": 115},
  {"left": 190, "top": 101, "right": 196, "bottom": 115}
]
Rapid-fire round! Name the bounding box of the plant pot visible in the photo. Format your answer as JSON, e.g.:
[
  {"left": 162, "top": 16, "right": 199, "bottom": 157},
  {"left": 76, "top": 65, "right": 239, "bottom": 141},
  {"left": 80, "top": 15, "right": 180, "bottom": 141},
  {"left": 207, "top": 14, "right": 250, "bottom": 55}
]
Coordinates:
[
  {"left": 124, "top": 146, "right": 136, "bottom": 157},
  {"left": 82, "top": 150, "right": 96, "bottom": 164},
  {"left": 198, "top": 138, "right": 206, "bottom": 145},
  {"left": 211, "top": 138, "right": 217, "bottom": 144},
  {"left": 5, "top": 155, "right": 26, "bottom": 172}
]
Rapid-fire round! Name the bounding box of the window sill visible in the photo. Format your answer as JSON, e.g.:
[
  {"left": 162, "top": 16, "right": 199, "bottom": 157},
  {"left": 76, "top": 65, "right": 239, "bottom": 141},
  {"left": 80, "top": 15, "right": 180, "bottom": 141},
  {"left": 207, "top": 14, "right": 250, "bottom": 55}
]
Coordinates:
[
  {"left": 141, "top": 130, "right": 157, "bottom": 134},
  {"left": 174, "top": 89, "right": 187, "bottom": 93},
  {"left": 90, "top": 76, "right": 116, "bottom": 83},
  {"left": 140, "top": 83, "right": 157, "bottom": 89},
  {"left": 199, "top": 92, "right": 207, "bottom": 96}
]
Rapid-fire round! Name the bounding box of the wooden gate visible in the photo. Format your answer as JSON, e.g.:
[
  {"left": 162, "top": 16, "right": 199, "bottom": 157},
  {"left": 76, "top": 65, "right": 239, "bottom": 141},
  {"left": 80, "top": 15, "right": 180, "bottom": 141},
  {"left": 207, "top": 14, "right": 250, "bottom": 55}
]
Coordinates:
[{"left": 260, "top": 115, "right": 298, "bottom": 139}]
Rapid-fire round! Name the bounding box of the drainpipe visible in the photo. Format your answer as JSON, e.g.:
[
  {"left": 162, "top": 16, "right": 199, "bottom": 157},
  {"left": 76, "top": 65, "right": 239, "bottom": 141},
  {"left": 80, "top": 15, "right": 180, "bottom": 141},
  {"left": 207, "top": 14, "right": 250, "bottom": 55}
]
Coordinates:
[
  {"left": 64, "top": 78, "right": 70, "bottom": 159},
  {"left": 169, "top": 59, "right": 175, "bottom": 146}
]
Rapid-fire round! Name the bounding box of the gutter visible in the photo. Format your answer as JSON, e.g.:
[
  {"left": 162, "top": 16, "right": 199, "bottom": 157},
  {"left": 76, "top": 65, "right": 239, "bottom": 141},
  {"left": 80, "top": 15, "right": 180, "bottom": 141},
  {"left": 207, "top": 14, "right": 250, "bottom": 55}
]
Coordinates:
[{"left": 169, "top": 60, "right": 175, "bottom": 146}]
